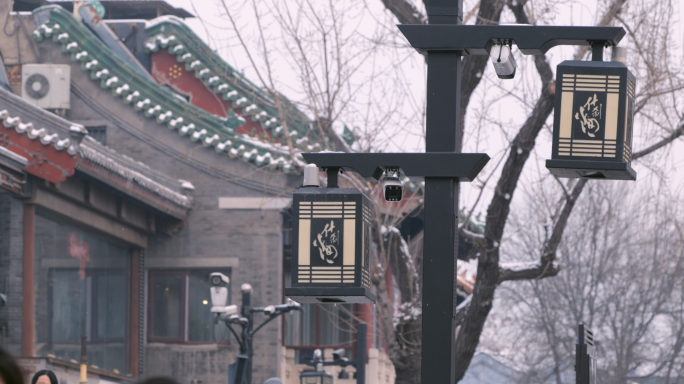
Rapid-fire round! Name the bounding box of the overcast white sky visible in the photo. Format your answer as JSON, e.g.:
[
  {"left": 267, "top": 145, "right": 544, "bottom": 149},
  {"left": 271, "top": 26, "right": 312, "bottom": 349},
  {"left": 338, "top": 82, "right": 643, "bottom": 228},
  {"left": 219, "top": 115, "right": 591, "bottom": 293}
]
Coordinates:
[{"left": 163, "top": 0, "right": 684, "bottom": 223}]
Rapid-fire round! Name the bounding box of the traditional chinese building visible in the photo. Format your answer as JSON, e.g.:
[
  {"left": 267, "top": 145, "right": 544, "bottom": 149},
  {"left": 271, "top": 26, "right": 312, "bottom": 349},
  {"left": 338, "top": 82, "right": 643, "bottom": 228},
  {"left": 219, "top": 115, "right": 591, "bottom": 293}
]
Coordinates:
[
  {"left": 0, "top": 84, "right": 191, "bottom": 383},
  {"left": 0, "top": 1, "right": 396, "bottom": 383}
]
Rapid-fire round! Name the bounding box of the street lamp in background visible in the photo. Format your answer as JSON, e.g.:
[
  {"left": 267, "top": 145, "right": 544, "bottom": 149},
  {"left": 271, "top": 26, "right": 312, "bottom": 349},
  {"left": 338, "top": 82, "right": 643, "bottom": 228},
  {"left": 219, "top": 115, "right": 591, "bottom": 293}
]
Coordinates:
[
  {"left": 210, "top": 274, "right": 303, "bottom": 384},
  {"left": 299, "top": 323, "right": 367, "bottom": 384}
]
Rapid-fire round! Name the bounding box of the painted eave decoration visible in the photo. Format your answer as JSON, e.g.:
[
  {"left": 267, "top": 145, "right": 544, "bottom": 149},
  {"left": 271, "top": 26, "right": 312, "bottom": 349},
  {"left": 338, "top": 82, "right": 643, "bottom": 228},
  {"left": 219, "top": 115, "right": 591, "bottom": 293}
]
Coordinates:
[
  {"left": 0, "top": 109, "right": 79, "bottom": 184},
  {"left": 78, "top": 137, "right": 192, "bottom": 219},
  {"left": 143, "top": 15, "right": 341, "bottom": 153},
  {"left": 0, "top": 88, "right": 192, "bottom": 219},
  {"left": 32, "top": 5, "right": 301, "bottom": 173}
]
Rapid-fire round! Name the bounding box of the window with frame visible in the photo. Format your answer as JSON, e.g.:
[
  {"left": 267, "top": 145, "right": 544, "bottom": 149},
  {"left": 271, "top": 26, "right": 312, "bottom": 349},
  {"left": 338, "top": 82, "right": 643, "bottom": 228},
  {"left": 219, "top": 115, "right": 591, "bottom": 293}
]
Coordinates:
[
  {"left": 35, "top": 212, "right": 130, "bottom": 373},
  {"left": 86, "top": 126, "right": 107, "bottom": 146},
  {"left": 148, "top": 269, "right": 231, "bottom": 343}
]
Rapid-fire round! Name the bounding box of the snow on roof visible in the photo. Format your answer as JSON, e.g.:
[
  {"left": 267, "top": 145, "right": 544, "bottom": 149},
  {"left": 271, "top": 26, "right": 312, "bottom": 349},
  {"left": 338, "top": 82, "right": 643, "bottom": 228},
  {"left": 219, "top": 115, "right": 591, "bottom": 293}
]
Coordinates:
[
  {"left": 32, "top": 5, "right": 300, "bottom": 173},
  {"left": 143, "top": 15, "right": 342, "bottom": 153},
  {"left": 178, "top": 179, "right": 194, "bottom": 190},
  {"left": 79, "top": 143, "right": 192, "bottom": 209},
  {"left": 0, "top": 86, "right": 191, "bottom": 215},
  {"left": 0, "top": 109, "right": 80, "bottom": 155}
]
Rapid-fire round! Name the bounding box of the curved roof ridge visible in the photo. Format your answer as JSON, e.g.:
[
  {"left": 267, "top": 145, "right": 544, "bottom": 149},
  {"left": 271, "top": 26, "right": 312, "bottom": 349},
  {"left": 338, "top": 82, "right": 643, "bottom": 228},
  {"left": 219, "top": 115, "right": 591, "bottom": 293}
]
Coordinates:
[
  {"left": 32, "top": 5, "right": 301, "bottom": 173},
  {"left": 144, "top": 15, "right": 345, "bottom": 153},
  {"left": 0, "top": 86, "right": 191, "bottom": 217},
  {"left": 79, "top": 143, "right": 192, "bottom": 210},
  {"left": 0, "top": 82, "right": 180, "bottom": 189}
]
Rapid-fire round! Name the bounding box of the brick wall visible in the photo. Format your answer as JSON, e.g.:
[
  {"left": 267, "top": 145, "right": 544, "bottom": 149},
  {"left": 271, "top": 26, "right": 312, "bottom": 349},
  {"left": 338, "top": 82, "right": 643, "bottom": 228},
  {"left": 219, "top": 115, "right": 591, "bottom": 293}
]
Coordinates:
[{"left": 0, "top": 191, "right": 24, "bottom": 356}]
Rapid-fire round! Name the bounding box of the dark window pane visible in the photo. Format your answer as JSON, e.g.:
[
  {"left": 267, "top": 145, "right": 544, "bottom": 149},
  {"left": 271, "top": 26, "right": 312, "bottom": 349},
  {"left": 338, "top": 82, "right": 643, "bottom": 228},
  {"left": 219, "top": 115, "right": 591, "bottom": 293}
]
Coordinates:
[
  {"left": 301, "top": 304, "right": 318, "bottom": 345},
  {"left": 86, "top": 126, "right": 107, "bottom": 145},
  {"left": 51, "top": 270, "right": 85, "bottom": 343},
  {"left": 284, "top": 271, "right": 317, "bottom": 346},
  {"left": 152, "top": 275, "right": 182, "bottom": 338},
  {"left": 96, "top": 274, "right": 126, "bottom": 340},
  {"left": 37, "top": 212, "right": 130, "bottom": 373}
]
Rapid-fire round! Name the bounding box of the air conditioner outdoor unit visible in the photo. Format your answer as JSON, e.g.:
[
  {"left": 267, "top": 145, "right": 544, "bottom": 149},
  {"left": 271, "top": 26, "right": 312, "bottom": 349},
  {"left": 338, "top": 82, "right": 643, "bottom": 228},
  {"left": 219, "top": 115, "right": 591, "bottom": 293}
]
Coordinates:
[{"left": 21, "top": 64, "right": 71, "bottom": 109}]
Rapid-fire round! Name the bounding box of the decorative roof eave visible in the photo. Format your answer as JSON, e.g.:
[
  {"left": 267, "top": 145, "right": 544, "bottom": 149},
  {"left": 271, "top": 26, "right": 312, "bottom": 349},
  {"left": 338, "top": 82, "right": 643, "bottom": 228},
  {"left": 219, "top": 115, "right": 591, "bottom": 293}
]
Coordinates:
[
  {"left": 144, "top": 33, "right": 324, "bottom": 153},
  {"left": 0, "top": 90, "right": 192, "bottom": 217},
  {"left": 144, "top": 16, "right": 343, "bottom": 153},
  {"left": 0, "top": 146, "right": 27, "bottom": 195},
  {"left": 0, "top": 109, "right": 79, "bottom": 184},
  {"left": 78, "top": 141, "right": 191, "bottom": 219},
  {"left": 1, "top": 110, "right": 80, "bottom": 155},
  {"left": 0, "top": 145, "right": 28, "bottom": 172},
  {"left": 32, "top": 5, "right": 300, "bottom": 173}
]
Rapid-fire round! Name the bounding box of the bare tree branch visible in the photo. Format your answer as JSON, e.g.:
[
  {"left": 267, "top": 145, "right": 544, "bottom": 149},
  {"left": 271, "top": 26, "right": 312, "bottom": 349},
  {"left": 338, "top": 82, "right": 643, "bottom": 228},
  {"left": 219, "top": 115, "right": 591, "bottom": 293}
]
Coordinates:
[
  {"left": 498, "top": 179, "right": 587, "bottom": 283},
  {"left": 218, "top": 0, "right": 297, "bottom": 160},
  {"left": 380, "top": 0, "right": 426, "bottom": 25},
  {"left": 573, "top": 0, "right": 628, "bottom": 60},
  {"left": 453, "top": 0, "right": 628, "bottom": 380},
  {"left": 460, "top": 227, "right": 487, "bottom": 248},
  {"left": 632, "top": 118, "right": 684, "bottom": 160}
]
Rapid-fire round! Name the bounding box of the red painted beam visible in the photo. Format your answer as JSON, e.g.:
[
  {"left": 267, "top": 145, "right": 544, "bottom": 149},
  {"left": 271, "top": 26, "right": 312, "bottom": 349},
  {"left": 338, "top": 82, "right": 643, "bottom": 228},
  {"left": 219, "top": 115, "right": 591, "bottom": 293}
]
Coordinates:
[
  {"left": 1, "top": 127, "right": 78, "bottom": 184},
  {"left": 150, "top": 50, "right": 269, "bottom": 137}
]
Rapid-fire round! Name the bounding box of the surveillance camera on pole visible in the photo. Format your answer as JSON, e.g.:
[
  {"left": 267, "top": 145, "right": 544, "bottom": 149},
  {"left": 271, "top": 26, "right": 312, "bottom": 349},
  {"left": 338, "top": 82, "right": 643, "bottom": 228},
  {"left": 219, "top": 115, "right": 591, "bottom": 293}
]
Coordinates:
[
  {"left": 382, "top": 169, "right": 404, "bottom": 202},
  {"left": 332, "top": 349, "right": 349, "bottom": 363},
  {"left": 214, "top": 305, "right": 239, "bottom": 316},
  {"left": 490, "top": 42, "right": 517, "bottom": 79},
  {"left": 210, "top": 272, "right": 230, "bottom": 312}
]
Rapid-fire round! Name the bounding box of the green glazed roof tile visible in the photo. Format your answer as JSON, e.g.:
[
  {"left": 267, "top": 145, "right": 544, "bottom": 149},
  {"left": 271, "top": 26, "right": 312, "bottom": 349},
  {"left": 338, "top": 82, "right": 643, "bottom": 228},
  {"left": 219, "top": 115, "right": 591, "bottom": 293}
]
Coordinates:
[{"left": 32, "top": 5, "right": 302, "bottom": 173}]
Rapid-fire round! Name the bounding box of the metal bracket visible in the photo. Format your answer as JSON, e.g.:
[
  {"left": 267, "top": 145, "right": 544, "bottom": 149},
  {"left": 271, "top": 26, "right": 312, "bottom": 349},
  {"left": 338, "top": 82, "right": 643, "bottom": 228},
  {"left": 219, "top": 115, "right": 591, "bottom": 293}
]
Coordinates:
[
  {"left": 397, "top": 25, "right": 625, "bottom": 55},
  {"left": 427, "top": 7, "right": 462, "bottom": 17},
  {"left": 301, "top": 152, "right": 490, "bottom": 182}
]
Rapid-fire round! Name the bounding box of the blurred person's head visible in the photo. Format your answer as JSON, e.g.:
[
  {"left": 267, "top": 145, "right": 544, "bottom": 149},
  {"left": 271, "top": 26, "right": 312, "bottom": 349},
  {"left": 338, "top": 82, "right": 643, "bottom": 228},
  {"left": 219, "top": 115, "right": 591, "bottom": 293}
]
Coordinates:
[
  {"left": 30, "top": 371, "right": 56, "bottom": 384},
  {"left": 136, "top": 377, "right": 180, "bottom": 384},
  {"left": 0, "top": 348, "right": 23, "bottom": 384}
]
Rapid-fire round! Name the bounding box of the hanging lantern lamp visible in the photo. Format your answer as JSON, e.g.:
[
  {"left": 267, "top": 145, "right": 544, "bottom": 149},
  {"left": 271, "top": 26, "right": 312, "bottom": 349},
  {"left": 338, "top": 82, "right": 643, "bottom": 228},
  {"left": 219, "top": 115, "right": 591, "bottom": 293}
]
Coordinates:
[
  {"left": 546, "top": 46, "right": 636, "bottom": 180},
  {"left": 285, "top": 164, "right": 375, "bottom": 304}
]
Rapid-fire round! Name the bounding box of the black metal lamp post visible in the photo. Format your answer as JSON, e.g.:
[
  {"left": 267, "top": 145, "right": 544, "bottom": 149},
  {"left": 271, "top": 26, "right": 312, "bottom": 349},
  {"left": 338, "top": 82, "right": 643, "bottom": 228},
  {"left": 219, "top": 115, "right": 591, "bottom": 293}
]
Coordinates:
[
  {"left": 241, "top": 284, "right": 255, "bottom": 384},
  {"left": 215, "top": 282, "right": 304, "bottom": 384},
  {"left": 299, "top": 370, "right": 333, "bottom": 384},
  {"left": 299, "top": 323, "right": 367, "bottom": 384},
  {"left": 286, "top": 1, "right": 633, "bottom": 382},
  {"left": 576, "top": 324, "right": 597, "bottom": 384}
]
